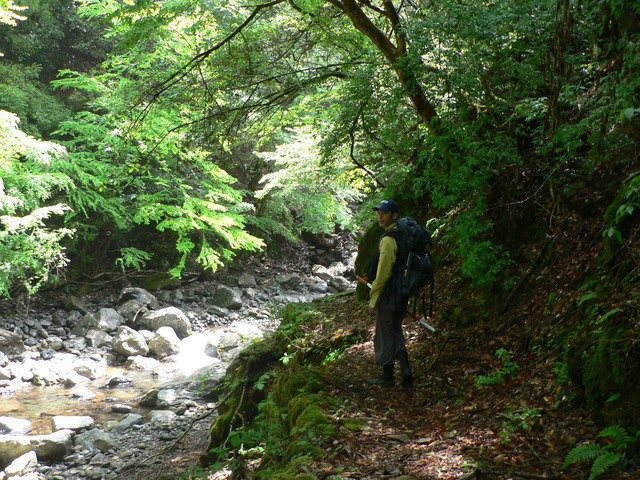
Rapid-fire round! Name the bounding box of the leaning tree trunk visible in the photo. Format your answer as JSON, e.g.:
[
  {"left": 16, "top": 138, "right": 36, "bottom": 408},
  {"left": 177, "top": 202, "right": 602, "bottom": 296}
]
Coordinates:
[{"left": 339, "top": 0, "right": 438, "bottom": 125}]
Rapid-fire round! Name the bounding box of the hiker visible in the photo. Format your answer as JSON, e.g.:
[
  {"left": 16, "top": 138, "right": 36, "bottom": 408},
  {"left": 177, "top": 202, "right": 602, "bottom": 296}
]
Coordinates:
[{"left": 367, "top": 199, "right": 413, "bottom": 387}]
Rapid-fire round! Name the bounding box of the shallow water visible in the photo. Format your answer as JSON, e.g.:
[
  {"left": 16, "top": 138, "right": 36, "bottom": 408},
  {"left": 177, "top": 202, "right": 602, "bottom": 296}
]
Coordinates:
[{"left": 0, "top": 366, "right": 158, "bottom": 435}]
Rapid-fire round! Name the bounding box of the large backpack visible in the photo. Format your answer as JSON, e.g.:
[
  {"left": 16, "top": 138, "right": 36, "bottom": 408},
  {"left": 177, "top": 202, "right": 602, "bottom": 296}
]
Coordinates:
[
  {"left": 392, "top": 217, "right": 434, "bottom": 300},
  {"left": 366, "top": 217, "right": 435, "bottom": 314}
]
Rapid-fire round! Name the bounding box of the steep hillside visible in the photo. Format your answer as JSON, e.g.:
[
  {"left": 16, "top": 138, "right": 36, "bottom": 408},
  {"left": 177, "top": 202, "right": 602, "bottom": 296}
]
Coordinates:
[{"left": 195, "top": 154, "right": 639, "bottom": 480}]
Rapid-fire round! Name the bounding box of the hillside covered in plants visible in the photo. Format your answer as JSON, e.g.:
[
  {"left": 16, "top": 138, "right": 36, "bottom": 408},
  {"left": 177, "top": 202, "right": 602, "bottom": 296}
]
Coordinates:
[{"left": 0, "top": 0, "right": 639, "bottom": 477}]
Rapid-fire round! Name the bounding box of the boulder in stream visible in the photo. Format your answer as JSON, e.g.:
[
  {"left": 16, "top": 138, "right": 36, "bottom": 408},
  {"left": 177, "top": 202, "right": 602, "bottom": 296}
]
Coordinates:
[{"left": 0, "top": 429, "right": 74, "bottom": 470}]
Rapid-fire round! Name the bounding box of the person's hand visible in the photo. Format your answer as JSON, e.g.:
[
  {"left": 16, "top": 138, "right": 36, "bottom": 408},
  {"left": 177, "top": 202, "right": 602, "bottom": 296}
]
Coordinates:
[{"left": 368, "top": 306, "right": 375, "bottom": 314}]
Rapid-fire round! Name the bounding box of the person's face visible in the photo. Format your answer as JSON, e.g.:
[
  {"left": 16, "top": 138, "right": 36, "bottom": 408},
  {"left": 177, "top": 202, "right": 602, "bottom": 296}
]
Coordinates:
[{"left": 376, "top": 209, "right": 397, "bottom": 230}]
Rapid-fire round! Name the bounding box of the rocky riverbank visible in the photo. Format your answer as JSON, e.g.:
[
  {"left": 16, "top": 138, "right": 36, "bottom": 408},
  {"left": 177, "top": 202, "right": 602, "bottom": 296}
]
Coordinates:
[{"left": 0, "top": 244, "right": 356, "bottom": 480}]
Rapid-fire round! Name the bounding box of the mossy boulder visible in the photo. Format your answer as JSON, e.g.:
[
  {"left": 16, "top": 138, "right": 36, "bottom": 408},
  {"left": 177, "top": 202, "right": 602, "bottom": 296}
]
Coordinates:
[
  {"left": 341, "top": 417, "right": 372, "bottom": 432},
  {"left": 200, "top": 341, "right": 282, "bottom": 465},
  {"left": 582, "top": 338, "right": 640, "bottom": 427},
  {"left": 270, "top": 366, "right": 323, "bottom": 406},
  {"left": 353, "top": 222, "right": 384, "bottom": 300}
]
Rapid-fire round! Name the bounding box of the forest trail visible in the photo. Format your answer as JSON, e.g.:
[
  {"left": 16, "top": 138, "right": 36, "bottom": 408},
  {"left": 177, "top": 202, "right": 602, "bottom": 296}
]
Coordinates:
[{"left": 178, "top": 207, "right": 638, "bottom": 479}]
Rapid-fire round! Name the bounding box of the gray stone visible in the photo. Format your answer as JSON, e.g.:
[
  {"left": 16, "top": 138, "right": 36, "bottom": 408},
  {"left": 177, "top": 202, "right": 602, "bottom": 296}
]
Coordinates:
[
  {"left": 275, "top": 273, "right": 303, "bottom": 291},
  {"left": 148, "top": 410, "right": 177, "bottom": 422},
  {"left": 64, "top": 296, "right": 91, "bottom": 315},
  {"left": 110, "top": 405, "right": 132, "bottom": 414},
  {"left": 85, "top": 329, "right": 113, "bottom": 348},
  {"left": 75, "top": 429, "right": 116, "bottom": 453},
  {"left": 0, "top": 429, "right": 74, "bottom": 469},
  {"left": 139, "top": 307, "right": 192, "bottom": 339},
  {"left": 148, "top": 326, "right": 181, "bottom": 359},
  {"left": 238, "top": 273, "right": 257, "bottom": 287},
  {"left": 212, "top": 286, "right": 243, "bottom": 310},
  {"left": 74, "top": 361, "right": 103, "bottom": 380},
  {"left": 124, "top": 355, "right": 161, "bottom": 370},
  {"left": 0, "top": 329, "right": 25, "bottom": 356},
  {"left": 116, "top": 300, "right": 149, "bottom": 323},
  {"left": 118, "top": 287, "right": 159, "bottom": 309},
  {"left": 138, "top": 389, "right": 159, "bottom": 407},
  {"left": 112, "top": 326, "right": 149, "bottom": 357},
  {"left": 82, "top": 308, "right": 124, "bottom": 332},
  {"left": 70, "top": 386, "right": 96, "bottom": 401},
  {"left": 110, "top": 414, "right": 143, "bottom": 434}
]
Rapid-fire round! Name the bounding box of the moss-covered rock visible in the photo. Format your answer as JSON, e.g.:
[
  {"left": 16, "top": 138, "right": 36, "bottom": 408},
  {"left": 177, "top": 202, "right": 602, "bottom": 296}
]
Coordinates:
[
  {"left": 287, "top": 393, "right": 324, "bottom": 426},
  {"left": 341, "top": 417, "right": 372, "bottom": 432},
  {"left": 200, "top": 340, "right": 283, "bottom": 465},
  {"left": 353, "top": 222, "right": 384, "bottom": 301},
  {"left": 582, "top": 338, "right": 640, "bottom": 427}
]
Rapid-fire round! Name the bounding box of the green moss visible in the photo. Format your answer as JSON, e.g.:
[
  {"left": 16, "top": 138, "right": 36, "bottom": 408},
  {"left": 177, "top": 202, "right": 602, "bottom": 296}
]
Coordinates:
[
  {"left": 142, "top": 272, "right": 178, "bottom": 290},
  {"left": 294, "top": 404, "right": 332, "bottom": 431},
  {"left": 341, "top": 417, "right": 372, "bottom": 432},
  {"left": 288, "top": 393, "right": 324, "bottom": 425},
  {"left": 271, "top": 367, "right": 323, "bottom": 406},
  {"left": 581, "top": 338, "right": 640, "bottom": 427}
]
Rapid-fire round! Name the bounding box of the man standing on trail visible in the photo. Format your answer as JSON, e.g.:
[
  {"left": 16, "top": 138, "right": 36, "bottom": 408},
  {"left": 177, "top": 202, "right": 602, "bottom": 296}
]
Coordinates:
[{"left": 367, "top": 199, "right": 413, "bottom": 387}]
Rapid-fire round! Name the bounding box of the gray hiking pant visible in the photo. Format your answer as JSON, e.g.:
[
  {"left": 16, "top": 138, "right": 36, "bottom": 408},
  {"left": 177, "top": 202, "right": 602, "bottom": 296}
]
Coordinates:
[{"left": 374, "top": 306, "right": 406, "bottom": 367}]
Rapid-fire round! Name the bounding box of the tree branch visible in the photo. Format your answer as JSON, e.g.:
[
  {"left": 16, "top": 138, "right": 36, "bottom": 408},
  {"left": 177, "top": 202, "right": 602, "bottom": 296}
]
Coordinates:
[
  {"left": 131, "top": 0, "right": 288, "bottom": 127},
  {"left": 338, "top": 0, "right": 437, "bottom": 124}
]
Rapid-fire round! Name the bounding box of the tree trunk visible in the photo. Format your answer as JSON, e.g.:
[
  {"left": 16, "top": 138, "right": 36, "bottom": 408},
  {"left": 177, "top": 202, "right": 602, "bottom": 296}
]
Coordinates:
[{"left": 339, "top": 0, "right": 438, "bottom": 124}]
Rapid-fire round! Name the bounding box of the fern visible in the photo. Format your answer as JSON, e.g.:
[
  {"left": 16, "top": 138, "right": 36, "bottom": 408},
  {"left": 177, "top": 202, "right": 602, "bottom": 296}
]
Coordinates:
[
  {"left": 115, "top": 247, "right": 153, "bottom": 272},
  {"left": 564, "top": 425, "right": 637, "bottom": 480},
  {"left": 597, "top": 425, "right": 635, "bottom": 446},
  {"left": 564, "top": 444, "right": 608, "bottom": 468},
  {"left": 0, "top": 111, "right": 75, "bottom": 297},
  {"left": 590, "top": 452, "right": 623, "bottom": 480}
]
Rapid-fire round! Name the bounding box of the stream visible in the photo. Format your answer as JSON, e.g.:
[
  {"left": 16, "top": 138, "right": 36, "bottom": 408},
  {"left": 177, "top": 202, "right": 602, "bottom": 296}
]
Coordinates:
[
  {"left": 0, "top": 248, "right": 356, "bottom": 479},
  {"left": 0, "top": 366, "right": 157, "bottom": 435}
]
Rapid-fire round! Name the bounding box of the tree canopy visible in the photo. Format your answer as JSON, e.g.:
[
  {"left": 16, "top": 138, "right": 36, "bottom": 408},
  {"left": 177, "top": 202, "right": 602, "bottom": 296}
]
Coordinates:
[{"left": 0, "top": 0, "right": 638, "bottom": 294}]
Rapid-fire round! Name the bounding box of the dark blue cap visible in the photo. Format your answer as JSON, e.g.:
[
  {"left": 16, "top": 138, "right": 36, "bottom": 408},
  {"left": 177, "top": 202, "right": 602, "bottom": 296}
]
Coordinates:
[{"left": 373, "top": 199, "right": 399, "bottom": 213}]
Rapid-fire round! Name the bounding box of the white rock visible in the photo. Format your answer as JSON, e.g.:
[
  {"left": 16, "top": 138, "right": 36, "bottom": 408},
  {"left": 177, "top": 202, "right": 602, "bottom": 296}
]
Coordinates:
[
  {"left": 51, "top": 416, "right": 94, "bottom": 432},
  {"left": 2, "top": 450, "right": 37, "bottom": 478},
  {"left": 0, "top": 417, "right": 31, "bottom": 435}
]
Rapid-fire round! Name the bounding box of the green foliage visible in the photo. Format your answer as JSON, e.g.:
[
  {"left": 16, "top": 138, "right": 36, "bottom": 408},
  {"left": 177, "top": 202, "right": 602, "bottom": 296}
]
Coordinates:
[
  {"left": 49, "top": 62, "right": 266, "bottom": 276},
  {"left": 564, "top": 425, "right": 638, "bottom": 480},
  {"left": 115, "top": 247, "right": 152, "bottom": 272},
  {"left": 499, "top": 406, "right": 542, "bottom": 444},
  {"left": 475, "top": 348, "right": 519, "bottom": 386},
  {"left": 603, "top": 172, "right": 640, "bottom": 244},
  {"left": 0, "top": 0, "right": 27, "bottom": 27},
  {"left": 0, "top": 110, "right": 74, "bottom": 296},
  {"left": 2, "top": 0, "right": 638, "bottom": 299},
  {"left": 254, "top": 126, "right": 363, "bottom": 241},
  {"left": 276, "top": 303, "right": 324, "bottom": 340},
  {"left": 0, "top": 63, "right": 73, "bottom": 137}
]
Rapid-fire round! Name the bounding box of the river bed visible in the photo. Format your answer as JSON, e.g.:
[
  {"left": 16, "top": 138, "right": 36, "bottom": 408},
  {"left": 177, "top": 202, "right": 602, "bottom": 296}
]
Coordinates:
[{"left": 0, "top": 366, "right": 158, "bottom": 435}]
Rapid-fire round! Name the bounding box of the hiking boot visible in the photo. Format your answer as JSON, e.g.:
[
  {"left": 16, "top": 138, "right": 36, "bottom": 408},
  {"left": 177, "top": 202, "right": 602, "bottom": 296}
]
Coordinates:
[
  {"left": 365, "top": 365, "right": 394, "bottom": 387},
  {"left": 400, "top": 373, "right": 413, "bottom": 387},
  {"left": 397, "top": 350, "right": 413, "bottom": 387}
]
